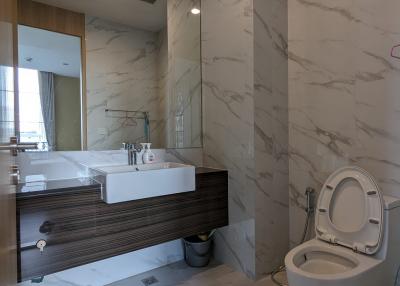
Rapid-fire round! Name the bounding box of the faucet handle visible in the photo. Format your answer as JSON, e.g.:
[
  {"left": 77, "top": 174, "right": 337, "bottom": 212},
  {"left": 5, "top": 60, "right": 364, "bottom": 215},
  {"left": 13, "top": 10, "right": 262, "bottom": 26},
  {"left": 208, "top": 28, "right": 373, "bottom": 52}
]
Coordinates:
[{"left": 124, "top": 143, "right": 135, "bottom": 150}]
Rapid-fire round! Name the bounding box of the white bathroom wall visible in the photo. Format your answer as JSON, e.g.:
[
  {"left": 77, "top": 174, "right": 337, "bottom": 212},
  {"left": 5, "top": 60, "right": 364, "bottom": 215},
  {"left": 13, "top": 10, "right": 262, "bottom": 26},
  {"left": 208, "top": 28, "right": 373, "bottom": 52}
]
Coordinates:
[
  {"left": 86, "top": 5, "right": 202, "bottom": 151},
  {"left": 202, "top": 0, "right": 256, "bottom": 278},
  {"left": 201, "top": 0, "right": 289, "bottom": 279},
  {"left": 253, "top": 0, "right": 289, "bottom": 278},
  {"left": 288, "top": 0, "right": 400, "bottom": 247},
  {"left": 166, "top": 0, "right": 202, "bottom": 148}
]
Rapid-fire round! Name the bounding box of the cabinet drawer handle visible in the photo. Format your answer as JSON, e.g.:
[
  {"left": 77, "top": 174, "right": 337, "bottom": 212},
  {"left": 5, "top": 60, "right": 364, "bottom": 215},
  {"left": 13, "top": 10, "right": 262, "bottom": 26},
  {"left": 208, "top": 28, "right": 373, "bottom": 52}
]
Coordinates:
[{"left": 39, "top": 221, "right": 55, "bottom": 234}]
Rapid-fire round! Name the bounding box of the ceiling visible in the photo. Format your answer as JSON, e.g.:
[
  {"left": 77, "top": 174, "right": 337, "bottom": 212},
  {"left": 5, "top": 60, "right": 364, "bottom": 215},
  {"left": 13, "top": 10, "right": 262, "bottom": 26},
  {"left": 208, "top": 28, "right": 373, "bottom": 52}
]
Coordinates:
[
  {"left": 34, "top": 0, "right": 167, "bottom": 32},
  {"left": 18, "top": 25, "right": 81, "bottom": 77}
]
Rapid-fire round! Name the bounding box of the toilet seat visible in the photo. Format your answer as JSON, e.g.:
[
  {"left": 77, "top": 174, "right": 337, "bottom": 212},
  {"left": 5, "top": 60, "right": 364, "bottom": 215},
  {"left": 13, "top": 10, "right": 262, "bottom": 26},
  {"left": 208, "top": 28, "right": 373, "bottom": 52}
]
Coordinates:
[
  {"left": 316, "top": 166, "right": 383, "bottom": 255},
  {"left": 285, "top": 239, "right": 383, "bottom": 280}
]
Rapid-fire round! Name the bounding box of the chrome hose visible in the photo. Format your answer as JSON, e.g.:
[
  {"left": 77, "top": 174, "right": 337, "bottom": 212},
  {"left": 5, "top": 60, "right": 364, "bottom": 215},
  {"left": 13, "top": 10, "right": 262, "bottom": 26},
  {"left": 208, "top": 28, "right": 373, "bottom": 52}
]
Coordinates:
[{"left": 271, "top": 188, "right": 315, "bottom": 286}]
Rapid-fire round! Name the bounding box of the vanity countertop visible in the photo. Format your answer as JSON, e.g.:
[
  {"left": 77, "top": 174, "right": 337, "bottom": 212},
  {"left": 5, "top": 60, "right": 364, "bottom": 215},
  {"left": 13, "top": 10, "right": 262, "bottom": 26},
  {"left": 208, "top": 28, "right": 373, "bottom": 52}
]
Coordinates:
[
  {"left": 16, "top": 167, "right": 226, "bottom": 199},
  {"left": 16, "top": 177, "right": 101, "bottom": 199}
]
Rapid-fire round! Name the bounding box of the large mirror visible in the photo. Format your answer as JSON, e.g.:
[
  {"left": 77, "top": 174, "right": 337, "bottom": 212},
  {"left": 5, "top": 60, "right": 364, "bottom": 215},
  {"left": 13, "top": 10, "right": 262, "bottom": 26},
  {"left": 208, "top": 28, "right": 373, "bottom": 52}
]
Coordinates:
[
  {"left": 17, "top": 0, "right": 202, "bottom": 151},
  {"left": 18, "top": 25, "right": 82, "bottom": 151}
]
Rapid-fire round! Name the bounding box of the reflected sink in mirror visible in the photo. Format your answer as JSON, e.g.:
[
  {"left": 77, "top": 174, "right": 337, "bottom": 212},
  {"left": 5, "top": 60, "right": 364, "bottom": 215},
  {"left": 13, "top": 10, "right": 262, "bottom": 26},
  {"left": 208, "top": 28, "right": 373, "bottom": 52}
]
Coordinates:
[{"left": 92, "top": 162, "right": 195, "bottom": 204}]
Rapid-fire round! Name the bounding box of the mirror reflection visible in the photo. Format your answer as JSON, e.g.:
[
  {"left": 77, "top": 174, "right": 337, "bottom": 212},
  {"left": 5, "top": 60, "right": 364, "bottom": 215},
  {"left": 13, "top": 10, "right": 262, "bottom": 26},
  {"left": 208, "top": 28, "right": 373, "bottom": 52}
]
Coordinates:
[
  {"left": 17, "top": 0, "right": 202, "bottom": 151},
  {"left": 18, "top": 25, "right": 82, "bottom": 151}
]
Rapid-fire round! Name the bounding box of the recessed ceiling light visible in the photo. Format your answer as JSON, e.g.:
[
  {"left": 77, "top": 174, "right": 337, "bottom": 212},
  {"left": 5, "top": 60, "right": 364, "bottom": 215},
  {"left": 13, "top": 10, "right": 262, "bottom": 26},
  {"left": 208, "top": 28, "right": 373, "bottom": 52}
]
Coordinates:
[
  {"left": 62, "top": 62, "right": 69, "bottom": 66},
  {"left": 191, "top": 8, "right": 200, "bottom": 15}
]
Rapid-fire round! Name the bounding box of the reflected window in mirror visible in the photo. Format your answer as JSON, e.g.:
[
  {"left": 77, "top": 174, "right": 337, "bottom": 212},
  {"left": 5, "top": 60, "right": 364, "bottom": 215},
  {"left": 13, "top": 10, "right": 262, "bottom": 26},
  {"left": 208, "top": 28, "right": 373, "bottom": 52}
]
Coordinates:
[
  {"left": 18, "top": 68, "right": 47, "bottom": 149},
  {"left": 0, "top": 66, "right": 15, "bottom": 143}
]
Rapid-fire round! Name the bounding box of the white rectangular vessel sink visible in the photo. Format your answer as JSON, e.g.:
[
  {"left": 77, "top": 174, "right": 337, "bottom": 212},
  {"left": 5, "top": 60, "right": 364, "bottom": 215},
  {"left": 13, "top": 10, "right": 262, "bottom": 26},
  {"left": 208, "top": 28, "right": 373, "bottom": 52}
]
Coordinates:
[{"left": 93, "top": 162, "right": 196, "bottom": 204}]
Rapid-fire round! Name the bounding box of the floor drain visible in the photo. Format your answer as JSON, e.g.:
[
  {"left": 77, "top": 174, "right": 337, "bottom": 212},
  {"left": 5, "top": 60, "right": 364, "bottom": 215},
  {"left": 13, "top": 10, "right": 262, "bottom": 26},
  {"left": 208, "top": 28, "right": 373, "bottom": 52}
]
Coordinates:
[
  {"left": 141, "top": 276, "right": 159, "bottom": 286},
  {"left": 31, "top": 276, "right": 44, "bottom": 283}
]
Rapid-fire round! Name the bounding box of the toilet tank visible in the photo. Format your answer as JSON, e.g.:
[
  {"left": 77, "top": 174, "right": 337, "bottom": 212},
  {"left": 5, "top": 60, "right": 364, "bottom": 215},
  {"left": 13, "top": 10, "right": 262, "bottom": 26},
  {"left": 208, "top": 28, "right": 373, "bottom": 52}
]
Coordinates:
[
  {"left": 374, "top": 195, "right": 400, "bottom": 260},
  {"left": 383, "top": 195, "right": 400, "bottom": 210}
]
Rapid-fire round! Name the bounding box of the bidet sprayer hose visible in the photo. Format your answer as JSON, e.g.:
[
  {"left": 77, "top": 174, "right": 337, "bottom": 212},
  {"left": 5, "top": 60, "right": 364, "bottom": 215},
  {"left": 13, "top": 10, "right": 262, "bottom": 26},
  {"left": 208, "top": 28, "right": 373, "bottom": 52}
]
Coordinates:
[{"left": 271, "top": 187, "right": 315, "bottom": 286}]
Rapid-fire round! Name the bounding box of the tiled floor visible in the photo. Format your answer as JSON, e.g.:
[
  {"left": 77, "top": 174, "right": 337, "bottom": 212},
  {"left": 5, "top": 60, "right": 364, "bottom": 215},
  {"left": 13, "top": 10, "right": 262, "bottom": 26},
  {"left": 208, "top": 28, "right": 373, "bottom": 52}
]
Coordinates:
[{"left": 107, "top": 260, "right": 288, "bottom": 286}]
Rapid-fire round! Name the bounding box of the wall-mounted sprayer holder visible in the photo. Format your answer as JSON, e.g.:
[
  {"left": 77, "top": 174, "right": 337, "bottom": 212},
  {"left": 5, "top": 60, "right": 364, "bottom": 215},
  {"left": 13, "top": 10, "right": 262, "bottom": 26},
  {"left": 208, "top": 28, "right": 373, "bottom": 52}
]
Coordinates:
[{"left": 305, "top": 187, "right": 316, "bottom": 215}]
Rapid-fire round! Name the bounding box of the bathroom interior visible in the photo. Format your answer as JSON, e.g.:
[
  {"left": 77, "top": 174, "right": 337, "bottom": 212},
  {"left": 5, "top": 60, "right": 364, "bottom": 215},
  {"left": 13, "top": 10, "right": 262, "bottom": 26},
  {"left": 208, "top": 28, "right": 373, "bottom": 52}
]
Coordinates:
[{"left": 1, "top": 0, "right": 400, "bottom": 285}]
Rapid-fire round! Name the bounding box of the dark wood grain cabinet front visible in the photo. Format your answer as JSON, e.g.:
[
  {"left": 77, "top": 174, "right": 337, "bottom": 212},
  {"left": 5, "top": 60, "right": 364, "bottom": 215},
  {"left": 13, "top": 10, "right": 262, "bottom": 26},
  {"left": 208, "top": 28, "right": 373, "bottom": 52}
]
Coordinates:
[
  {"left": 18, "top": 190, "right": 98, "bottom": 248},
  {"left": 17, "top": 189, "right": 99, "bottom": 281},
  {"left": 17, "top": 169, "right": 228, "bottom": 282}
]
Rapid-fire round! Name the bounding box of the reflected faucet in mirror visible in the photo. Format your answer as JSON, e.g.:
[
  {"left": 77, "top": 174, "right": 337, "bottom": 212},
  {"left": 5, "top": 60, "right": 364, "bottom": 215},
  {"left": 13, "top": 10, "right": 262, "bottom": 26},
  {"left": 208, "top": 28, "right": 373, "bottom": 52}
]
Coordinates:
[{"left": 124, "top": 143, "right": 143, "bottom": 166}]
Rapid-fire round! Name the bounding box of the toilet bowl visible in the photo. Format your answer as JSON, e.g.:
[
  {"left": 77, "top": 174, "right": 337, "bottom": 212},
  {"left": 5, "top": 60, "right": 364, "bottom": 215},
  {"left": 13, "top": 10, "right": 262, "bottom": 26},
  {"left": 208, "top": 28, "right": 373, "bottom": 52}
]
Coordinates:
[
  {"left": 285, "top": 239, "right": 383, "bottom": 286},
  {"left": 285, "top": 166, "right": 400, "bottom": 286}
]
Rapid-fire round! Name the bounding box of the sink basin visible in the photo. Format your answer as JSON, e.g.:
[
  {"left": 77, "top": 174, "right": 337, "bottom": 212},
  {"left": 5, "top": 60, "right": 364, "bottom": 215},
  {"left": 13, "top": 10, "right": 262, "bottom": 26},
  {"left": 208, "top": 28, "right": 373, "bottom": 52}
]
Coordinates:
[{"left": 92, "top": 162, "right": 195, "bottom": 204}]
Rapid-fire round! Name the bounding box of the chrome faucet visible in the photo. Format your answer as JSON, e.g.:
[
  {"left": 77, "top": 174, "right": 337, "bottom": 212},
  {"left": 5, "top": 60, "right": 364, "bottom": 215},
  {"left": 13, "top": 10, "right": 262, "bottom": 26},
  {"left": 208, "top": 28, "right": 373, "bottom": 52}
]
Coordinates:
[{"left": 126, "top": 143, "right": 142, "bottom": 165}]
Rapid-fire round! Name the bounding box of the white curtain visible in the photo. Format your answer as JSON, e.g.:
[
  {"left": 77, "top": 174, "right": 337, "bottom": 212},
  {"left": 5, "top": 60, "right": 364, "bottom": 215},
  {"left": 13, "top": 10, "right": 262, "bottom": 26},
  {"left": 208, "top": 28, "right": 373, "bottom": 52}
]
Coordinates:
[
  {"left": 38, "top": 71, "right": 55, "bottom": 151},
  {"left": 0, "top": 66, "right": 14, "bottom": 142}
]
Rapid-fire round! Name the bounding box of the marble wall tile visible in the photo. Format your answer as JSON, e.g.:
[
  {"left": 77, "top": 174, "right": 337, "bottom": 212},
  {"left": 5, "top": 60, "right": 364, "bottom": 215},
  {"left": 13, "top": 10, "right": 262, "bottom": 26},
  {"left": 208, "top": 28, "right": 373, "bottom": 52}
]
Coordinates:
[
  {"left": 165, "top": 148, "right": 203, "bottom": 166},
  {"left": 288, "top": 0, "right": 359, "bottom": 247},
  {"left": 202, "top": 0, "right": 256, "bottom": 278},
  {"left": 166, "top": 0, "right": 202, "bottom": 148},
  {"left": 288, "top": 0, "right": 400, "bottom": 247},
  {"left": 86, "top": 17, "right": 165, "bottom": 150},
  {"left": 202, "top": 0, "right": 289, "bottom": 279},
  {"left": 156, "top": 27, "right": 168, "bottom": 148},
  {"left": 254, "top": 0, "right": 288, "bottom": 278},
  {"left": 86, "top": 10, "right": 202, "bottom": 150}
]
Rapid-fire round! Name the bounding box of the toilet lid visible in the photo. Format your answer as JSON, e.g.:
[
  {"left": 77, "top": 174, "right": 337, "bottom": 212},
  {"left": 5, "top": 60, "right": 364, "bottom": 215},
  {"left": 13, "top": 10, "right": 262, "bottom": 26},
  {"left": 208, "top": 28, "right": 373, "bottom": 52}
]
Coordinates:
[{"left": 315, "top": 166, "right": 383, "bottom": 255}]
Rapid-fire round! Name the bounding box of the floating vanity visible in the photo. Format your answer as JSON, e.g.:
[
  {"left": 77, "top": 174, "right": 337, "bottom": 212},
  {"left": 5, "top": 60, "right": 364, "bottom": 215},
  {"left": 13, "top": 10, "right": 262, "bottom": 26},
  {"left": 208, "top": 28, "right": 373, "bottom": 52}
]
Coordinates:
[{"left": 16, "top": 167, "right": 228, "bottom": 282}]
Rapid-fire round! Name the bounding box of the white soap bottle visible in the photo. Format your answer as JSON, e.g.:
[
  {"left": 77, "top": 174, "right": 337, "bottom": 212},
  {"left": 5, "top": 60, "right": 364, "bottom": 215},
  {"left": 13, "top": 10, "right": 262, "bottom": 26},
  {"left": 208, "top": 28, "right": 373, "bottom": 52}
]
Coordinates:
[{"left": 142, "top": 143, "right": 155, "bottom": 164}]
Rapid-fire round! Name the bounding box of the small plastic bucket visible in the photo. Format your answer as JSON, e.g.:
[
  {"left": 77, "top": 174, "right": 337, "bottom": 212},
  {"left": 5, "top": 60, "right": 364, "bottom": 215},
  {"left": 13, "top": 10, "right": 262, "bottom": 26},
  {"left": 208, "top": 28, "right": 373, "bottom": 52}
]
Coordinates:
[{"left": 183, "top": 235, "right": 212, "bottom": 267}]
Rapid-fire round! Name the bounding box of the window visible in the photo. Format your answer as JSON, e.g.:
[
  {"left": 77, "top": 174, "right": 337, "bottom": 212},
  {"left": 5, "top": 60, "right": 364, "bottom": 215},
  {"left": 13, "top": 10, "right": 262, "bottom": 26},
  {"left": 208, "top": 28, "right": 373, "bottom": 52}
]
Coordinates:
[
  {"left": 0, "top": 66, "right": 15, "bottom": 142},
  {"left": 18, "top": 68, "right": 47, "bottom": 149}
]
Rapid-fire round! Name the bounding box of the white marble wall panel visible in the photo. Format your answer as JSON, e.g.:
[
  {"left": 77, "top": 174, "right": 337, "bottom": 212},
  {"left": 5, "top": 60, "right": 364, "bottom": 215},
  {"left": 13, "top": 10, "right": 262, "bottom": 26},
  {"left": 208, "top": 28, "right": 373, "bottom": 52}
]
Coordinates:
[
  {"left": 202, "top": 0, "right": 256, "bottom": 279},
  {"left": 165, "top": 148, "right": 203, "bottom": 166},
  {"left": 254, "top": 0, "right": 288, "bottom": 278},
  {"left": 86, "top": 17, "right": 163, "bottom": 150},
  {"left": 288, "top": 0, "right": 400, "bottom": 249},
  {"left": 155, "top": 27, "right": 168, "bottom": 148},
  {"left": 202, "top": 0, "right": 290, "bottom": 279},
  {"left": 166, "top": 0, "right": 202, "bottom": 149}
]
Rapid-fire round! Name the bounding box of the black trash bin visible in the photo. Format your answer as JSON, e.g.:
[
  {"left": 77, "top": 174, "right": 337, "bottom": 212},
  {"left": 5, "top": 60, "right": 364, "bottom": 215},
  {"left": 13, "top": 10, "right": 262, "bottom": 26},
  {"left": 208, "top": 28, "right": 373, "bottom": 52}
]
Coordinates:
[{"left": 183, "top": 235, "right": 212, "bottom": 267}]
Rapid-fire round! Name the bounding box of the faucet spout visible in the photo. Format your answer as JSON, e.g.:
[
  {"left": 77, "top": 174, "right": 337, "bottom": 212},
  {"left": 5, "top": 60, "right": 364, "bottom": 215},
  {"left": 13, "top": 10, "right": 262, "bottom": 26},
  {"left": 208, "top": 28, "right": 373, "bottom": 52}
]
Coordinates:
[
  {"left": 126, "top": 143, "right": 142, "bottom": 165},
  {"left": 128, "top": 149, "right": 134, "bottom": 165}
]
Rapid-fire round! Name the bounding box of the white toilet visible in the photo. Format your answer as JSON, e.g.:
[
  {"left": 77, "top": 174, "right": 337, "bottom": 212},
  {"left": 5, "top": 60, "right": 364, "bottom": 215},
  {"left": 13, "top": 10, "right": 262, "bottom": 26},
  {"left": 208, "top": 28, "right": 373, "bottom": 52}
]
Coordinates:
[{"left": 285, "top": 166, "right": 400, "bottom": 286}]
